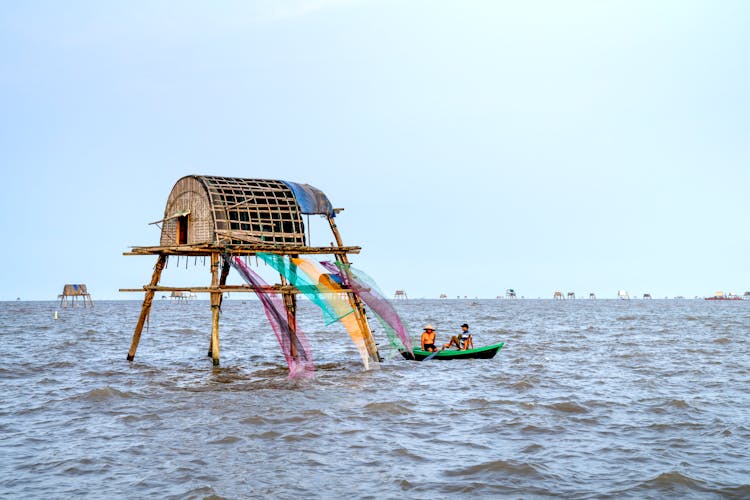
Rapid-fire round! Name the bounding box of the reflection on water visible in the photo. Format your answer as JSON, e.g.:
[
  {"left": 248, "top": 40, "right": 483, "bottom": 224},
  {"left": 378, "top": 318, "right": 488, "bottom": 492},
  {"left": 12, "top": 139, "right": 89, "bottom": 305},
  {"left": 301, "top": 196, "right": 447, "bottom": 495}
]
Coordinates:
[{"left": 1, "top": 299, "right": 749, "bottom": 498}]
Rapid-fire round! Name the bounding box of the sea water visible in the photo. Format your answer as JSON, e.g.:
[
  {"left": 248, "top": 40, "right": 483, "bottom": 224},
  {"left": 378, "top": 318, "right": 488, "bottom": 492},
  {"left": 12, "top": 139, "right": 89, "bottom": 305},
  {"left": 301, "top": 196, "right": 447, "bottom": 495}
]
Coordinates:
[{"left": 1, "top": 299, "right": 748, "bottom": 499}]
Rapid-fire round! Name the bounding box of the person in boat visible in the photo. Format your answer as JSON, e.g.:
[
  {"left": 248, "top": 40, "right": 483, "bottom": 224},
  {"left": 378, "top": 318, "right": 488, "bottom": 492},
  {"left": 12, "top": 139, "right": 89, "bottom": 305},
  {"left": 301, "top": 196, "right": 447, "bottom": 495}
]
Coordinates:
[
  {"left": 421, "top": 324, "right": 438, "bottom": 352},
  {"left": 442, "top": 323, "right": 473, "bottom": 350}
]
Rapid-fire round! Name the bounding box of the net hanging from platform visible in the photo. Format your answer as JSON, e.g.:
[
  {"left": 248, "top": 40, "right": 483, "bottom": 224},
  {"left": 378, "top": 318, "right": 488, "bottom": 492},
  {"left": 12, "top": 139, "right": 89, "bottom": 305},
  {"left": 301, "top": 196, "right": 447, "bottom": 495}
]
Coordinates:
[
  {"left": 320, "top": 261, "right": 413, "bottom": 356},
  {"left": 225, "top": 255, "right": 314, "bottom": 379},
  {"left": 290, "top": 257, "right": 372, "bottom": 370},
  {"left": 257, "top": 253, "right": 371, "bottom": 370},
  {"left": 256, "top": 253, "right": 353, "bottom": 326}
]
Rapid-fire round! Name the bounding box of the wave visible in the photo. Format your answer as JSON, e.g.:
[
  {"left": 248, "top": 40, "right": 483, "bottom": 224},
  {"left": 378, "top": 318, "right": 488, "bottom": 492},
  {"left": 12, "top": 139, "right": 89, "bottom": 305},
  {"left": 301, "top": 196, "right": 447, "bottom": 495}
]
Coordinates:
[
  {"left": 635, "top": 471, "right": 708, "bottom": 494},
  {"left": 546, "top": 401, "right": 589, "bottom": 413},
  {"left": 120, "top": 413, "right": 161, "bottom": 424},
  {"left": 666, "top": 399, "right": 690, "bottom": 409},
  {"left": 508, "top": 378, "right": 535, "bottom": 390},
  {"left": 389, "top": 446, "right": 426, "bottom": 461},
  {"left": 282, "top": 431, "right": 321, "bottom": 442},
  {"left": 207, "top": 435, "right": 242, "bottom": 445},
  {"left": 76, "top": 386, "right": 138, "bottom": 401},
  {"left": 443, "top": 459, "right": 545, "bottom": 479},
  {"left": 362, "top": 401, "right": 414, "bottom": 416},
  {"left": 521, "top": 424, "right": 560, "bottom": 434}
]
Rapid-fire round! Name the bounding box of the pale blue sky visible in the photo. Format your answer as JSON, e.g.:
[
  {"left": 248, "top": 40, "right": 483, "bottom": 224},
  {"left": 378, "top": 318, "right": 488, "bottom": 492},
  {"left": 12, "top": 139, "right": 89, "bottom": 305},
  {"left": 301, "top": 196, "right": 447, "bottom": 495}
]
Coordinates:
[{"left": 1, "top": 0, "right": 748, "bottom": 300}]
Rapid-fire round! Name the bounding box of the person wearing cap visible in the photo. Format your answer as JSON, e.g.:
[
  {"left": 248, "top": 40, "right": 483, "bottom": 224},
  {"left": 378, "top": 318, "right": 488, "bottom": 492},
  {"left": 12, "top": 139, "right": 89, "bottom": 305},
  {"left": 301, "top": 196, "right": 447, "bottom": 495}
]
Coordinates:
[
  {"left": 459, "top": 323, "right": 473, "bottom": 350},
  {"left": 421, "top": 324, "right": 438, "bottom": 352},
  {"left": 443, "top": 323, "right": 473, "bottom": 350}
]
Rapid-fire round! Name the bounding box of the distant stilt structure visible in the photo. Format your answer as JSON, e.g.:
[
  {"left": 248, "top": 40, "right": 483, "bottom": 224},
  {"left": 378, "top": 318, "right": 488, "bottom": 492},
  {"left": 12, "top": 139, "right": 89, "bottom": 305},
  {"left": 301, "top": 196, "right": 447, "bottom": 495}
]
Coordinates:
[
  {"left": 567, "top": 291, "right": 576, "bottom": 300},
  {"left": 394, "top": 290, "right": 408, "bottom": 300},
  {"left": 744, "top": 291, "right": 750, "bottom": 300},
  {"left": 617, "top": 290, "right": 630, "bottom": 300},
  {"left": 589, "top": 293, "right": 596, "bottom": 299},
  {"left": 170, "top": 291, "right": 189, "bottom": 302},
  {"left": 439, "top": 293, "right": 447, "bottom": 299},
  {"left": 643, "top": 293, "right": 652, "bottom": 299},
  {"left": 553, "top": 291, "right": 564, "bottom": 300},
  {"left": 506, "top": 288, "right": 517, "bottom": 299},
  {"left": 58, "top": 284, "right": 93, "bottom": 308}
]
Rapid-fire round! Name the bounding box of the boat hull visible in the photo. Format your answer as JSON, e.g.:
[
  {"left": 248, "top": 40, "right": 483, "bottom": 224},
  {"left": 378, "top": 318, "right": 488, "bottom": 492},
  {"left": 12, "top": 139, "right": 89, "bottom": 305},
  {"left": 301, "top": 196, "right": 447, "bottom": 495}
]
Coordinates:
[{"left": 401, "top": 342, "right": 504, "bottom": 361}]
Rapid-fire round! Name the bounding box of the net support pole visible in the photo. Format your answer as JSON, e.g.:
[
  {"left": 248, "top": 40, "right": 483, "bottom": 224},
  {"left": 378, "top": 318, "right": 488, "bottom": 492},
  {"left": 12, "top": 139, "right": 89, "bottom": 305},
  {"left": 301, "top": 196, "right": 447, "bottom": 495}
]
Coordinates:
[
  {"left": 209, "top": 256, "right": 231, "bottom": 358},
  {"left": 127, "top": 254, "right": 167, "bottom": 361},
  {"left": 280, "top": 273, "right": 299, "bottom": 361},
  {"left": 327, "top": 217, "right": 380, "bottom": 367},
  {"left": 209, "top": 252, "right": 221, "bottom": 366}
]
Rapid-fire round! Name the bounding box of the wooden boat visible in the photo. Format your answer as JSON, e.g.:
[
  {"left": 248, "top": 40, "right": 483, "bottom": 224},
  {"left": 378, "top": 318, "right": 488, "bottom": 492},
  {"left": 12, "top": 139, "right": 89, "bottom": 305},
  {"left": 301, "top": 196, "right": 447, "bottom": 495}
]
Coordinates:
[{"left": 401, "top": 342, "right": 504, "bottom": 361}]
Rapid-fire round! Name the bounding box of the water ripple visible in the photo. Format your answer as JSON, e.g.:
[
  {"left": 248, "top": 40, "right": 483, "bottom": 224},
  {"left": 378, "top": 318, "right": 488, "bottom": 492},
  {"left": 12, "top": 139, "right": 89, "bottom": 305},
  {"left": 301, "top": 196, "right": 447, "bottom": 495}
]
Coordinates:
[{"left": 0, "top": 299, "right": 748, "bottom": 498}]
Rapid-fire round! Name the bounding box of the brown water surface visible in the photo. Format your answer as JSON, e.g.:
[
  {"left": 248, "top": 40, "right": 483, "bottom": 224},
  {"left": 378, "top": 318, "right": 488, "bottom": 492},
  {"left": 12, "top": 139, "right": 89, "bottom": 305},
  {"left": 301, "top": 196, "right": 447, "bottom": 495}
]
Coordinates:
[{"left": 1, "top": 299, "right": 749, "bottom": 498}]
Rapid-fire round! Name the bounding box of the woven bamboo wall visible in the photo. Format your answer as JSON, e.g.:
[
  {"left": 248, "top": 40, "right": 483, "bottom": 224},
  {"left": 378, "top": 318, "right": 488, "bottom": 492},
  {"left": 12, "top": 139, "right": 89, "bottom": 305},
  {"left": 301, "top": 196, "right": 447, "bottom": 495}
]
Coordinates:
[
  {"left": 160, "top": 176, "right": 307, "bottom": 246},
  {"left": 161, "top": 176, "right": 212, "bottom": 245}
]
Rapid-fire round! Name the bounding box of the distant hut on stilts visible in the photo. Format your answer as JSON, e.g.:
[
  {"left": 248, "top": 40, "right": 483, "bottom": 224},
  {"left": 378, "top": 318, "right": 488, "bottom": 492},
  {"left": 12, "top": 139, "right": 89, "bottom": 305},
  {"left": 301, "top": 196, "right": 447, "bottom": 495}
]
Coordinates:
[
  {"left": 58, "top": 284, "right": 93, "bottom": 308},
  {"left": 121, "top": 175, "right": 381, "bottom": 372},
  {"left": 169, "top": 291, "right": 194, "bottom": 302}
]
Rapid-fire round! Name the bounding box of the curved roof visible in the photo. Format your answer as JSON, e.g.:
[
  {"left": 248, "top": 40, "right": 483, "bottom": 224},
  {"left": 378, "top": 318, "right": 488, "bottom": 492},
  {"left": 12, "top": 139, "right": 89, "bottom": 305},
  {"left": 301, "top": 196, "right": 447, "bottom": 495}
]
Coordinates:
[{"left": 159, "top": 175, "right": 335, "bottom": 247}]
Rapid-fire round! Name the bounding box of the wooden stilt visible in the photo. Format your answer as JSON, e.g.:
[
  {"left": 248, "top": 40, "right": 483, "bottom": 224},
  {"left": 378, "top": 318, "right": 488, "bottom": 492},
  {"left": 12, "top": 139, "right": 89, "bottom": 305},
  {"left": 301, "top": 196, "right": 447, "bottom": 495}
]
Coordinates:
[
  {"left": 127, "top": 254, "right": 167, "bottom": 361},
  {"left": 280, "top": 274, "right": 299, "bottom": 361},
  {"left": 209, "top": 257, "right": 231, "bottom": 357},
  {"left": 327, "top": 217, "right": 381, "bottom": 366},
  {"left": 209, "top": 252, "right": 221, "bottom": 366}
]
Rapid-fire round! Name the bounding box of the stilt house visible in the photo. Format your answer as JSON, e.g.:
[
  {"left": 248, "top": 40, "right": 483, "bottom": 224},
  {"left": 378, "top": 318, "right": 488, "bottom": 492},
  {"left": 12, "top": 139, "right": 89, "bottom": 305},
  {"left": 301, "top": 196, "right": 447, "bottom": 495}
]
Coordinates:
[{"left": 121, "top": 175, "right": 380, "bottom": 368}]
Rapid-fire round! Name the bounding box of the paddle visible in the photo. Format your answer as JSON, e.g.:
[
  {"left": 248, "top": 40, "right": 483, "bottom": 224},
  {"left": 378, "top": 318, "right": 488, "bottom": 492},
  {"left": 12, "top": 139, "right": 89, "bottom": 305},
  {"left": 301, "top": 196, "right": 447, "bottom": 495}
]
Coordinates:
[{"left": 423, "top": 347, "right": 443, "bottom": 361}]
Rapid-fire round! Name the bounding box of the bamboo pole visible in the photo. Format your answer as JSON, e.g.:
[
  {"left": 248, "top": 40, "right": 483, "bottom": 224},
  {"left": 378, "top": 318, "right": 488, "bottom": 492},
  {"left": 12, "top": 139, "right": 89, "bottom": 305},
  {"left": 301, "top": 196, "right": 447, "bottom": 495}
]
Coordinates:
[
  {"left": 280, "top": 273, "right": 299, "bottom": 361},
  {"left": 209, "top": 252, "right": 221, "bottom": 366},
  {"left": 127, "top": 254, "right": 168, "bottom": 361},
  {"left": 327, "top": 217, "right": 381, "bottom": 367},
  {"left": 209, "top": 257, "right": 231, "bottom": 358},
  {"left": 119, "top": 284, "right": 351, "bottom": 294}
]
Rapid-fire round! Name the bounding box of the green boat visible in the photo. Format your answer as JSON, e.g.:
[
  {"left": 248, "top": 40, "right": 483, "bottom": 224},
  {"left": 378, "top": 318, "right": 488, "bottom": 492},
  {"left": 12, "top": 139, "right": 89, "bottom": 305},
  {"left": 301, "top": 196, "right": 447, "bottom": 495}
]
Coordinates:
[{"left": 401, "top": 342, "right": 504, "bottom": 361}]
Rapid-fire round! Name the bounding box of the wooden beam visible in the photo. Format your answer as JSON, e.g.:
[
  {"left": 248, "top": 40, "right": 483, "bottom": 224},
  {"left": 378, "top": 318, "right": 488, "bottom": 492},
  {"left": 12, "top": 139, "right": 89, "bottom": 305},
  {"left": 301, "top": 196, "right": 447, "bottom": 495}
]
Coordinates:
[
  {"left": 119, "top": 284, "right": 357, "bottom": 294},
  {"left": 123, "top": 244, "right": 361, "bottom": 257}
]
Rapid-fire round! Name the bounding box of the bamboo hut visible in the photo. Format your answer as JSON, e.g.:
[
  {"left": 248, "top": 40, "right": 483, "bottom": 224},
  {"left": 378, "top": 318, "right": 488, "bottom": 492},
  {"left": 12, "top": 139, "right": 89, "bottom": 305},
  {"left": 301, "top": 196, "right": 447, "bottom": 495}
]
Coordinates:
[
  {"left": 58, "top": 284, "right": 94, "bottom": 308},
  {"left": 121, "top": 175, "right": 380, "bottom": 369}
]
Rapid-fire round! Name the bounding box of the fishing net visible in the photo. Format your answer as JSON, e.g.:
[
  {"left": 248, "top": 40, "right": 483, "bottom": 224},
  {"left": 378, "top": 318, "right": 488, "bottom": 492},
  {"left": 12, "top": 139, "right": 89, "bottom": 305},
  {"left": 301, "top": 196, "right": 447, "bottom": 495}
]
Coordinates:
[
  {"left": 256, "top": 253, "right": 353, "bottom": 326},
  {"left": 290, "top": 257, "right": 372, "bottom": 370},
  {"left": 257, "top": 253, "right": 372, "bottom": 370},
  {"left": 224, "top": 255, "right": 314, "bottom": 379},
  {"left": 321, "top": 261, "right": 413, "bottom": 356}
]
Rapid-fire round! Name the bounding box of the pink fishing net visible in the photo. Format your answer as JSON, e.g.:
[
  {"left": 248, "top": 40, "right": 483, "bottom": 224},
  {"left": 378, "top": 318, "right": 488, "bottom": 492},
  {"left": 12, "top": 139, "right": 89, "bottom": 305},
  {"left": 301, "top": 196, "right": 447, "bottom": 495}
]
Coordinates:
[{"left": 225, "top": 255, "right": 314, "bottom": 379}]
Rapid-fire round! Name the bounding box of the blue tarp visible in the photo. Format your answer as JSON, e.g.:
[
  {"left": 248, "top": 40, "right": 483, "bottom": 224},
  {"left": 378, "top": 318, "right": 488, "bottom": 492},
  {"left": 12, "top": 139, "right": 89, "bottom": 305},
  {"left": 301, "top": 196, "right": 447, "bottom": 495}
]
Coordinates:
[{"left": 281, "top": 181, "right": 335, "bottom": 218}]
